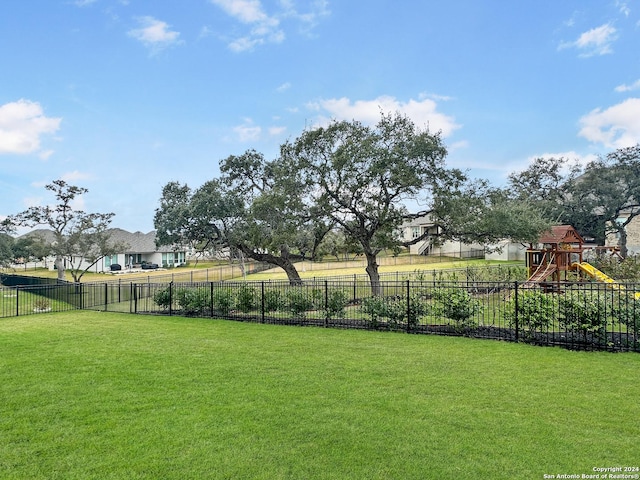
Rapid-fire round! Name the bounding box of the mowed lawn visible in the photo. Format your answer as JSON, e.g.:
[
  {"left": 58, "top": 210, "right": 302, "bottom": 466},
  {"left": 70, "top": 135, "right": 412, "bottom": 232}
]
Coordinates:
[{"left": 1, "top": 312, "right": 638, "bottom": 480}]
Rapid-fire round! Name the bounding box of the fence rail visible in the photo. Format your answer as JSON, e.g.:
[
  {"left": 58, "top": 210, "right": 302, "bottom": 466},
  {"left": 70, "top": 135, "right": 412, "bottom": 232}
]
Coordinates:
[{"left": 2, "top": 278, "right": 639, "bottom": 353}]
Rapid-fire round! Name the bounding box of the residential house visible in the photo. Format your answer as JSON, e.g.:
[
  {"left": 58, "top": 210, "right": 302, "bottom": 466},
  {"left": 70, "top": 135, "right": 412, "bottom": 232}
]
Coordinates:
[
  {"left": 24, "top": 228, "right": 186, "bottom": 273},
  {"left": 399, "top": 213, "right": 526, "bottom": 261},
  {"left": 101, "top": 229, "right": 186, "bottom": 271}
]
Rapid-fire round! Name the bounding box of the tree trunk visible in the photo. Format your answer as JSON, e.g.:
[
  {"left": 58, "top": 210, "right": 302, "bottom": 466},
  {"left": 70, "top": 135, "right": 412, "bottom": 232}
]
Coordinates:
[
  {"left": 365, "top": 251, "right": 381, "bottom": 296},
  {"left": 236, "top": 244, "right": 303, "bottom": 285},
  {"left": 619, "top": 227, "right": 628, "bottom": 259},
  {"left": 280, "top": 260, "right": 303, "bottom": 285},
  {"left": 55, "top": 255, "right": 65, "bottom": 282}
]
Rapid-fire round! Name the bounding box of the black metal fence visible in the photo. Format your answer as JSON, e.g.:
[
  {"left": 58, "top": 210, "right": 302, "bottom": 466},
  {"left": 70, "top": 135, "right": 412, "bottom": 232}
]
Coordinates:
[{"left": 3, "top": 278, "right": 639, "bottom": 352}]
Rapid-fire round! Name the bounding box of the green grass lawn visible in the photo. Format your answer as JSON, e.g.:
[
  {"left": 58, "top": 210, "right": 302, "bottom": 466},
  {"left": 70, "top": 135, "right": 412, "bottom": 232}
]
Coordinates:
[{"left": 1, "top": 312, "right": 638, "bottom": 479}]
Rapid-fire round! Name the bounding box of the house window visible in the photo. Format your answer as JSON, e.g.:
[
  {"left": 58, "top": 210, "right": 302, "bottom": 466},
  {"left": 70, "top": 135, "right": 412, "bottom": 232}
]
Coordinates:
[
  {"left": 162, "top": 252, "right": 185, "bottom": 267},
  {"left": 104, "top": 255, "right": 118, "bottom": 267},
  {"left": 411, "top": 226, "right": 420, "bottom": 239}
]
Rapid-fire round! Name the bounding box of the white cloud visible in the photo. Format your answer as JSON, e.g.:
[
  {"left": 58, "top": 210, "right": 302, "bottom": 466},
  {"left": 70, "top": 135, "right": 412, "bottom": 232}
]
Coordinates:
[
  {"left": 74, "top": 0, "right": 97, "bottom": 6},
  {"left": 501, "top": 151, "right": 598, "bottom": 182},
  {"left": 280, "top": 0, "right": 330, "bottom": 32},
  {"left": 615, "top": 79, "right": 640, "bottom": 92},
  {"left": 616, "top": 1, "right": 631, "bottom": 17},
  {"left": 39, "top": 150, "right": 54, "bottom": 160},
  {"left": 209, "top": 0, "right": 328, "bottom": 51},
  {"left": 559, "top": 23, "right": 617, "bottom": 57},
  {"left": 128, "top": 16, "right": 182, "bottom": 53},
  {"left": 233, "top": 118, "right": 261, "bottom": 141},
  {"left": 268, "top": 126, "right": 286, "bottom": 136},
  {"left": 276, "top": 82, "right": 291, "bottom": 92},
  {"left": 0, "top": 100, "right": 61, "bottom": 156},
  {"left": 211, "top": 0, "right": 274, "bottom": 24},
  {"left": 210, "top": 0, "right": 282, "bottom": 51},
  {"left": 306, "top": 95, "right": 461, "bottom": 137},
  {"left": 229, "top": 36, "right": 265, "bottom": 52},
  {"left": 579, "top": 98, "right": 640, "bottom": 148}
]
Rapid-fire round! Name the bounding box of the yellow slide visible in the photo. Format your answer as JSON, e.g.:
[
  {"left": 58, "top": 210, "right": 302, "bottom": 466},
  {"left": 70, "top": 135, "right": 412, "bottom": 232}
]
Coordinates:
[{"left": 572, "top": 262, "right": 640, "bottom": 299}]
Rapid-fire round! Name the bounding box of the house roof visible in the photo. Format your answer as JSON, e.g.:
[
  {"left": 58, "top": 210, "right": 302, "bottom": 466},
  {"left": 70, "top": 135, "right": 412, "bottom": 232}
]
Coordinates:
[
  {"left": 538, "top": 225, "right": 584, "bottom": 245},
  {"left": 21, "top": 228, "right": 181, "bottom": 253},
  {"left": 108, "top": 228, "right": 159, "bottom": 253}
]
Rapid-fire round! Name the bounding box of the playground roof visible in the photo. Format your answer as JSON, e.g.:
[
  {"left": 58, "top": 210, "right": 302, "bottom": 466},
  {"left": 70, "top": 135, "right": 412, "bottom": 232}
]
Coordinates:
[{"left": 538, "top": 225, "right": 584, "bottom": 245}]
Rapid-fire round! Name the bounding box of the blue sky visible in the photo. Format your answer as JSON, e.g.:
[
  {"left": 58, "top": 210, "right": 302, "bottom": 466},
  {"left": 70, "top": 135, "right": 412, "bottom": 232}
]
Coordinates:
[{"left": 2, "top": 0, "right": 640, "bottom": 233}]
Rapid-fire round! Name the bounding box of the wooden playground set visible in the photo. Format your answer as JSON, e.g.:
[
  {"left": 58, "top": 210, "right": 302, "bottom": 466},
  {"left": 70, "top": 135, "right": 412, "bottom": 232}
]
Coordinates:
[{"left": 523, "top": 224, "right": 640, "bottom": 298}]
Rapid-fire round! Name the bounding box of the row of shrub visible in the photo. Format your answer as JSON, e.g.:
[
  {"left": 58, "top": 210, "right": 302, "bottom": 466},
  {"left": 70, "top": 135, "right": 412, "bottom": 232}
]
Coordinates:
[
  {"left": 153, "top": 285, "right": 352, "bottom": 320},
  {"left": 504, "top": 289, "right": 640, "bottom": 341},
  {"left": 152, "top": 283, "right": 640, "bottom": 340},
  {"left": 153, "top": 284, "right": 483, "bottom": 329},
  {"left": 406, "top": 265, "right": 527, "bottom": 283}
]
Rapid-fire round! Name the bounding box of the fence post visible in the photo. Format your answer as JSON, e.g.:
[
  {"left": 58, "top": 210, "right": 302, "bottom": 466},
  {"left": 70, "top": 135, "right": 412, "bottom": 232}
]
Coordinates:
[
  {"left": 209, "top": 282, "right": 214, "bottom": 318},
  {"left": 514, "top": 281, "right": 519, "bottom": 341},
  {"left": 133, "top": 283, "right": 138, "bottom": 314},
  {"left": 261, "top": 281, "right": 265, "bottom": 323},
  {"left": 324, "top": 280, "right": 329, "bottom": 328},
  {"left": 16, "top": 287, "right": 19, "bottom": 317},
  {"left": 169, "top": 282, "right": 173, "bottom": 316},
  {"left": 406, "top": 279, "right": 411, "bottom": 333},
  {"left": 104, "top": 282, "right": 108, "bottom": 311},
  {"left": 353, "top": 275, "right": 357, "bottom": 303}
]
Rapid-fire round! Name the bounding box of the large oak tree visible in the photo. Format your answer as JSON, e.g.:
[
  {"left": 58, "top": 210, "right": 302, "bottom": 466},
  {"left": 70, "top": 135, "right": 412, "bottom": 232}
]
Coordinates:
[
  {"left": 283, "top": 112, "right": 450, "bottom": 293},
  {"left": 155, "top": 150, "right": 327, "bottom": 284}
]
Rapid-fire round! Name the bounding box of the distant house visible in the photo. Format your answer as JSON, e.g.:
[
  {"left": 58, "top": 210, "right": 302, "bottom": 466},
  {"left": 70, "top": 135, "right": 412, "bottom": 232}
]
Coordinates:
[
  {"left": 100, "top": 229, "right": 186, "bottom": 272},
  {"left": 399, "top": 214, "right": 485, "bottom": 259},
  {"left": 399, "top": 213, "right": 526, "bottom": 261},
  {"left": 25, "top": 228, "right": 186, "bottom": 273}
]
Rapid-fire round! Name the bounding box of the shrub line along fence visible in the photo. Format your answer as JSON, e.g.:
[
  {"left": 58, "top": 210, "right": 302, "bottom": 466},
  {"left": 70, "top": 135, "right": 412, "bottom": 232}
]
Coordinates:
[{"left": 2, "top": 271, "right": 639, "bottom": 353}]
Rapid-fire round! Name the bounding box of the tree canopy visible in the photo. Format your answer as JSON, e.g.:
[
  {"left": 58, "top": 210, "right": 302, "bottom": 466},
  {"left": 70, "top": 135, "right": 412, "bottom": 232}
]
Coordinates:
[
  {"left": 283, "top": 112, "right": 450, "bottom": 291},
  {"left": 155, "top": 150, "right": 326, "bottom": 284}
]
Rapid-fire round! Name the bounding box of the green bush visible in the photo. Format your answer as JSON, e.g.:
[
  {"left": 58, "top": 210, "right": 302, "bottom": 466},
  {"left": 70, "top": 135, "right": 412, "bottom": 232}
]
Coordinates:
[
  {"left": 263, "top": 289, "right": 282, "bottom": 312},
  {"left": 286, "top": 288, "right": 315, "bottom": 318},
  {"left": 213, "top": 288, "right": 233, "bottom": 315},
  {"left": 310, "top": 289, "right": 324, "bottom": 310},
  {"left": 504, "top": 290, "right": 556, "bottom": 335},
  {"left": 153, "top": 287, "right": 172, "bottom": 310},
  {"left": 406, "top": 293, "right": 429, "bottom": 327},
  {"left": 324, "top": 289, "right": 349, "bottom": 320},
  {"left": 361, "top": 294, "right": 428, "bottom": 329},
  {"left": 361, "top": 296, "right": 386, "bottom": 328},
  {"left": 175, "top": 288, "right": 210, "bottom": 316},
  {"left": 612, "top": 293, "right": 640, "bottom": 331},
  {"left": 235, "top": 284, "right": 256, "bottom": 313},
  {"left": 432, "top": 287, "right": 481, "bottom": 327},
  {"left": 558, "top": 290, "right": 610, "bottom": 341}
]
